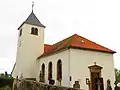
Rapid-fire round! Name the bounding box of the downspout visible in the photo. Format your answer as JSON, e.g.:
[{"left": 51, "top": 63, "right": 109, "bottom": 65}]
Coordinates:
[{"left": 68, "top": 49, "right": 71, "bottom": 87}]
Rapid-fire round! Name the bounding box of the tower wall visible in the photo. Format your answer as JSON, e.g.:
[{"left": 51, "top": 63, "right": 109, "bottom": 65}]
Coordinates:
[{"left": 15, "top": 23, "right": 44, "bottom": 79}]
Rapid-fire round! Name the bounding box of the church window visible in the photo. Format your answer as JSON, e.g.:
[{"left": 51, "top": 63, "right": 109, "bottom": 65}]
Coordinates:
[
  {"left": 19, "top": 29, "right": 22, "bottom": 36},
  {"left": 41, "top": 63, "right": 45, "bottom": 82},
  {"left": 48, "top": 62, "right": 52, "bottom": 80},
  {"left": 31, "top": 27, "right": 38, "bottom": 35},
  {"left": 57, "top": 59, "right": 62, "bottom": 81}
]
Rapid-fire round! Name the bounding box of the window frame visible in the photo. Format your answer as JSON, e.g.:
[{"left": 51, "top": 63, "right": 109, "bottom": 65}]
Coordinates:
[{"left": 31, "top": 27, "right": 38, "bottom": 35}]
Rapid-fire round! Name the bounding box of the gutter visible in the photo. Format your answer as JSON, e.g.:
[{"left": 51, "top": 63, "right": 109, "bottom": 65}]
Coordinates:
[{"left": 68, "top": 49, "right": 71, "bottom": 87}]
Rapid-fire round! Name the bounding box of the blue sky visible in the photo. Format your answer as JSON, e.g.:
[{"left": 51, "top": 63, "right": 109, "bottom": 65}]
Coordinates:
[{"left": 0, "top": 0, "right": 120, "bottom": 73}]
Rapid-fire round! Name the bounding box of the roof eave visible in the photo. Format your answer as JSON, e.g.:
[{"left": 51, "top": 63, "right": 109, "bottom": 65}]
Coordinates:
[
  {"left": 69, "top": 46, "right": 116, "bottom": 54},
  {"left": 37, "top": 47, "right": 70, "bottom": 59},
  {"left": 18, "top": 22, "right": 46, "bottom": 30},
  {"left": 37, "top": 46, "right": 116, "bottom": 59}
]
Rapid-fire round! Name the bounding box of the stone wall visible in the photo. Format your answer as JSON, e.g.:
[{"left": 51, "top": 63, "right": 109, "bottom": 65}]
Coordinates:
[{"left": 15, "top": 80, "right": 81, "bottom": 90}]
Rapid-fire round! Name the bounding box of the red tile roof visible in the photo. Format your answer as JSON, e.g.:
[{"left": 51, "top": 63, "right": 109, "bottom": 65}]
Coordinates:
[
  {"left": 38, "top": 34, "right": 116, "bottom": 59},
  {"left": 44, "top": 44, "right": 52, "bottom": 53}
]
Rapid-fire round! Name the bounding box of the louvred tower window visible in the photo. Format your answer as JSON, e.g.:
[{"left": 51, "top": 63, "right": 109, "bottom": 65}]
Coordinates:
[{"left": 31, "top": 27, "right": 38, "bottom": 35}]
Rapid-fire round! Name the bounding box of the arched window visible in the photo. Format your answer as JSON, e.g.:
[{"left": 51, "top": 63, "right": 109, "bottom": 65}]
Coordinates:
[
  {"left": 57, "top": 60, "right": 62, "bottom": 81},
  {"left": 48, "top": 62, "right": 52, "bottom": 80},
  {"left": 41, "top": 63, "right": 45, "bottom": 82},
  {"left": 31, "top": 27, "right": 38, "bottom": 35}
]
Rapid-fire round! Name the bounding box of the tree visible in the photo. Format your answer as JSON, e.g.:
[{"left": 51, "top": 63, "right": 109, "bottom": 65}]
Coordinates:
[
  {"left": 0, "top": 72, "right": 13, "bottom": 89},
  {"left": 115, "top": 68, "right": 120, "bottom": 83}
]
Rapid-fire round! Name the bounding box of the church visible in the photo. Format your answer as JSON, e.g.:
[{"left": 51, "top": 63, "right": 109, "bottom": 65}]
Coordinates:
[{"left": 11, "top": 9, "right": 116, "bottom": 90}]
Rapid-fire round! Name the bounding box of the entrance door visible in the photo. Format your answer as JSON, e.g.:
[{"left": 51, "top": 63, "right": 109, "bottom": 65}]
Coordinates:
[
  {"left": 91, "top": 72, "right": 99, "bottom": 90},
  {"left": 91, "top": 73, "right": 104, "bottom": 90},
  {"left": 88, "top": 62, "right": 104, "bottom": 90}
]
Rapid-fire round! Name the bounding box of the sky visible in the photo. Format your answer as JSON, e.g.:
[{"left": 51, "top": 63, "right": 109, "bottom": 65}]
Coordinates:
[{"left": 0, "top": 0, "right": 120, "bottom": 74}]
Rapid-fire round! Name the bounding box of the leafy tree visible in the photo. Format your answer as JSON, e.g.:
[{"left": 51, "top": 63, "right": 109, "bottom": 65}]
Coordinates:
[
  {"left": 115, "top": 68, "right": 120, "bottom": 83},
  {"left": 0, "top": 71, "right": 13, "bottom": 89}
]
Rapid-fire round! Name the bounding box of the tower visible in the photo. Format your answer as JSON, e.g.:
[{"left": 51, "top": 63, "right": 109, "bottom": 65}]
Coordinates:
[{"left": 15, "top": 11, "right": 45, "bottom": 79}]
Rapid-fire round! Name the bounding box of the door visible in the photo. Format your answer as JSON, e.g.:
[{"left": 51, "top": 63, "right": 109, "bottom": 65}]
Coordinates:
[
  {"left": 99, "top": 78, "right": 104, "bottom": 90},
  {"left": 91, "top": 72, "right": 100, "bottom": 90},
  {"left": 88, "top": 63, "right": 104, "bottom": 90},
  {"left": 91, "top": 73, "right": 104, "bottom": 90}
]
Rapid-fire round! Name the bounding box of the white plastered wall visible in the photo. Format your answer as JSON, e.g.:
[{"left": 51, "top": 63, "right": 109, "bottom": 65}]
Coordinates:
[
  {"left": 38, "top": 49, "right": 70, "bottom": 87},
  {"left": 69, "top": 48, "right": 115, "bottom": 90},
  {"left": 14, "top": 23, "right": 44, "bottom": 79}
]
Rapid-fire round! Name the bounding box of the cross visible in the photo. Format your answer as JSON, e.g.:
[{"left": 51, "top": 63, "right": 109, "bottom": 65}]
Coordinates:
[
  {"left": 32, "top": 1, "right": 34, "bottom": 12},
  {"left": 94, "top": 62, "right": 96, "bottom": 65}
]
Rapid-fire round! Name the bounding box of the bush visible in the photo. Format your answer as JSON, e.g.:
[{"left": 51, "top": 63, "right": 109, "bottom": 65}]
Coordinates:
[{"left": 0, "top": 72, "right": 13, "bottom": 89}]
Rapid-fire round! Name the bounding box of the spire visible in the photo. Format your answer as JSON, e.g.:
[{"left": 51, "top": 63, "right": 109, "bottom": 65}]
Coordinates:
[
  {"left": 24, "top": 12, "right": 45, "bottom": 27},
  {"left": 18, "top": 8, "right": 45, "bottom": 30},
  {"left": 32, "top": 1, "right": 34, "bottom": 13},
  {"left": 23, "top": 2, "right": 45, "bottom": 28}
]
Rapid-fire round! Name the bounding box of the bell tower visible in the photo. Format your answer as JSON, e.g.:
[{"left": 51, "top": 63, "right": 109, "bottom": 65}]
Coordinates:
[{"left": 15, "top": 9, "right": 45, "bottom": 79}]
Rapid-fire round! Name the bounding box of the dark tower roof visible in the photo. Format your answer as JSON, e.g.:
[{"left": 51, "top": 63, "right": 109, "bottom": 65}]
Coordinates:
[{"left": 18, "top": 12, "right": 45, "bottom": 30}]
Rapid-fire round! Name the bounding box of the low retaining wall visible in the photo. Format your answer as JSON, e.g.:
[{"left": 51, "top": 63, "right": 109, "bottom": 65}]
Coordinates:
[{"left": 15, "top": 80, "right": 81, "bottom": 90}]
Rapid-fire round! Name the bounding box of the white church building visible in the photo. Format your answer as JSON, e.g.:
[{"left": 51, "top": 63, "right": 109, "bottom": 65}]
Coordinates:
[{"left": 12, "top": 10, "right": 116, "bottom": 90}]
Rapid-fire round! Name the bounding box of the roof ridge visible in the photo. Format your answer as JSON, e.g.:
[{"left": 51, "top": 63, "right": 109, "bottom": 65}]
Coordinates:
[
  {"left": 70, "top": 34, "right": 79, "bottom": 45},
  {"left": 52, "top": 34, "right": 74, "bottom": 46},
  {"left": 52, "top": 36, "right": 73, "bottom": 51}
]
